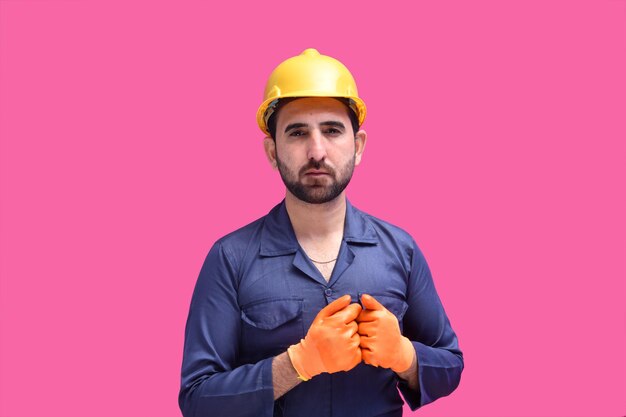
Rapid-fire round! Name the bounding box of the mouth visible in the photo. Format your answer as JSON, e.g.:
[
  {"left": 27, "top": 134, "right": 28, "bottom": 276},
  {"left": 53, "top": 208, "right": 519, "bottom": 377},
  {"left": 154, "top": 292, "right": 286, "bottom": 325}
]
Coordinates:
[{"left": 304, "top": 170, "right": 330, "bottom": 176}]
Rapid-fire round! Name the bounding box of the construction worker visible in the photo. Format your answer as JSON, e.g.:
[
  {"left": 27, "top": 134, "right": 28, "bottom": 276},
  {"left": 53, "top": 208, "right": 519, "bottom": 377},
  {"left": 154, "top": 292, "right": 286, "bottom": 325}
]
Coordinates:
[{"left": 178, "top": 48, "right": 463, "bottom": 417}]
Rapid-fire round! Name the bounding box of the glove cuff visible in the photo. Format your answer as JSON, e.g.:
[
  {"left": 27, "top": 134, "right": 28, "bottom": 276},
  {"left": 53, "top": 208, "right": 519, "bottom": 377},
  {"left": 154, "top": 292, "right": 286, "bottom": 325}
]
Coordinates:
[
  {"left": 391, "top": 336, "right": 415, "bottom": 373},
  {"left": 287, "top": 341, "right": 313, "bottom": 381}
]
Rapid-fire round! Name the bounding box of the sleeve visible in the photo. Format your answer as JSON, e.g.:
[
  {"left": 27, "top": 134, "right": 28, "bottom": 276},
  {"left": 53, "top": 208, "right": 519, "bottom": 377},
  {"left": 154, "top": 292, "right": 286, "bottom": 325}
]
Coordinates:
[
  {"left": 397, "top": 240, "right": 464, "bottom": 410},
  {"left": 178, "top": 242, "right": 275, "bottom": 417}
]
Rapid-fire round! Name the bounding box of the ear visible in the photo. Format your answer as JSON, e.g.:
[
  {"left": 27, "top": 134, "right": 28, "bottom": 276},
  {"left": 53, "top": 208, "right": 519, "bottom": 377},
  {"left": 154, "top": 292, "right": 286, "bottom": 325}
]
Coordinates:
[
  {"left": 263, "top": 136, "right": 278, "bottom": 169},
  {"left": 354, "top": 129, "right": 367, "bottom": 166}
]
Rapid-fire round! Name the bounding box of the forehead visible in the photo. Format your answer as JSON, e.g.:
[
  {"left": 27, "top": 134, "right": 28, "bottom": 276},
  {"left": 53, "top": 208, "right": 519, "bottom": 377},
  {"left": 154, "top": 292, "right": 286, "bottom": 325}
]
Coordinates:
[{"left": 276, "top": 97, "right": 351, "bottom": 127}]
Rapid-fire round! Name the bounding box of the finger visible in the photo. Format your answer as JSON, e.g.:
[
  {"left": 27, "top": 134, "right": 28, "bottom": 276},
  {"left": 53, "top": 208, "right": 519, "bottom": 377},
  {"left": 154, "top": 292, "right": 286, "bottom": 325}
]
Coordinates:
[
  {"left": 316, "top": 295, "right": 352, "bottom": 319},
  {"left": 356, "top": 309, "right": 379, "bottom": 323},
  {"left": 360, "top": 294, "right": 385, "bottom": 311},
  {"left": 346, "top": 302, "right": 363, "bottom": 318},
  {"left": 350, "top": 331, "right": 360, "bottom": 346},
  {"left": 332, "top": 303, "right": 362, "bottom": 324},
  {"left": 361, "top": 349, "right": 377, "bottom": 367},
  {"left": 353, "top": 346, "right": 362, "bottom": 366},
  {"left": 347, "top": 321, "right": 359, "bottom": 336},
  {"left": 359, "top": 335, "right": 374, "bottom": 351},
  {"left": 347, "top": 348, "right": 362, "bottom": 371},
  {"left": 358, "top": 322, "right": 375, "bottom": 337}
]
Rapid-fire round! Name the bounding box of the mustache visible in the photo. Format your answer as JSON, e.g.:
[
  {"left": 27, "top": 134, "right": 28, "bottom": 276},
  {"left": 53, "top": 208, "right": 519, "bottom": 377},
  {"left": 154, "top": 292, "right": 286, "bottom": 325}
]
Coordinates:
[{"left": 299, "top": 160, "right": 335, "bottom": 176}]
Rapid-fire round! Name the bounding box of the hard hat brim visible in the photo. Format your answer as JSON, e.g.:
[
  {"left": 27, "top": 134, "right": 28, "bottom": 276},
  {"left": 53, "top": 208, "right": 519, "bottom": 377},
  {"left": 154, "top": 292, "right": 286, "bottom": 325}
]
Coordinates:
[{"left": 256, "top": 94, "right": 367, "bottom": 136}]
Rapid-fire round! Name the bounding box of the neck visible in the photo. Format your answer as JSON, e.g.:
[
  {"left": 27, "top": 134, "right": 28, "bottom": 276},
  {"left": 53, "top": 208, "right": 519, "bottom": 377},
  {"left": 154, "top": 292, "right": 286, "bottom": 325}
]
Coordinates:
[{"left": 284, "top": 191, "right": 347, "bottom": 240}]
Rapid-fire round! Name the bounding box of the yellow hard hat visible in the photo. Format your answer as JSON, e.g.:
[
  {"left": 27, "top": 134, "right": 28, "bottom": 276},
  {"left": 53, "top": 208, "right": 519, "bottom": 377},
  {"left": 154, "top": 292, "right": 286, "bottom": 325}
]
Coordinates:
[{"left": 256, "top": 48, "right": 367, "bottom": 135}]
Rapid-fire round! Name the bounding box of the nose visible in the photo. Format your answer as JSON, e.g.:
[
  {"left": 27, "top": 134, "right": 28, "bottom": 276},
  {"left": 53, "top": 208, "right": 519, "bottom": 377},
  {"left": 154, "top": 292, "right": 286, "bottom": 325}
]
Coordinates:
[{"left": 306, "top": 129, "right": 327, "bottom": 162}]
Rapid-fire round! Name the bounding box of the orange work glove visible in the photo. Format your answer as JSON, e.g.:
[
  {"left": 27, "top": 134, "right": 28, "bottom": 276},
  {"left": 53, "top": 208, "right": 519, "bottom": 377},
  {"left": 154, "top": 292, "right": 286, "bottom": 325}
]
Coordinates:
[
  {"left": 356, "top": 294, "right": 415, "bottom": 373},
  {"left": 287, "top": 294, "right": 362, "bottom": 381}
]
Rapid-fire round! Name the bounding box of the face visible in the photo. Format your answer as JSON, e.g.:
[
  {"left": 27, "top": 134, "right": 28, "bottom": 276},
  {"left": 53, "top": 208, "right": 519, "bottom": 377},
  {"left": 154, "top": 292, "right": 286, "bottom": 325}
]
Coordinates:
[{"left": 263, "top": 97, "right": 367, "bottom": 204}]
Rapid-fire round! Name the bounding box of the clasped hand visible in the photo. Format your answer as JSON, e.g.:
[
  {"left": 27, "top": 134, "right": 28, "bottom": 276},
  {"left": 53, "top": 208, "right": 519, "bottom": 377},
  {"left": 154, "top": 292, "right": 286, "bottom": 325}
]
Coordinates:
[{"left": 287, "top": 294, "right": 414, "bottom": 381}]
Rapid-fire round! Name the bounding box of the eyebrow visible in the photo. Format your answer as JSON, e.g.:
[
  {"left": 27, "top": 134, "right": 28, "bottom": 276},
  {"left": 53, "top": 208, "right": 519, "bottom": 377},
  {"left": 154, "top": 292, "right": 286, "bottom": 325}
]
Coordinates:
[
  {"left": 284, "top": 123, "right": 308, "bottom": 133},
  {"left": 320, "top": 121, "right": 346, "bottom": 130},
  {"left": 284, "top": 121, "right": 346, "bottom": 133}
]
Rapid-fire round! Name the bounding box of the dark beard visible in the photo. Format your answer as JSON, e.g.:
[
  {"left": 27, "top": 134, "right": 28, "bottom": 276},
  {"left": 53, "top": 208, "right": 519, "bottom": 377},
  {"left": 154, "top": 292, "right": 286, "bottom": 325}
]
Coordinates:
[{"left": 276, "top": 156, "right": 355, "bottom": 204}]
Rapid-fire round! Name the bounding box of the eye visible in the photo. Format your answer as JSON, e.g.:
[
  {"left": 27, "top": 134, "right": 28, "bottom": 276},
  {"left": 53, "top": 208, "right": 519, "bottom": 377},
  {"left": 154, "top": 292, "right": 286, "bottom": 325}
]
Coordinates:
[
  {"left": 289, "top": 130, "right": 306, "bottom": 137},
  {"left": 324, "top": 128, "right": 342, "bottom": 135}
]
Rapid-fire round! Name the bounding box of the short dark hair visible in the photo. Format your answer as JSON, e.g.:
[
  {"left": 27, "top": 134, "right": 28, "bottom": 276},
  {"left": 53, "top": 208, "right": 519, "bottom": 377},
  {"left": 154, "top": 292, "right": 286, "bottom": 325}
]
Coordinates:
[{"left": 267, "top": 98, "right": 360, "bottom": 140}]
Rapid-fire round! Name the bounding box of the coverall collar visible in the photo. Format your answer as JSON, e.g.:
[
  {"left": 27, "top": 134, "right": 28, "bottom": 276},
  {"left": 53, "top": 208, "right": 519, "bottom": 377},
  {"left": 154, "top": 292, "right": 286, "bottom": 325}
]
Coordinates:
[{"left": 259, "top": 198, "right": 378, "bottom": 257}]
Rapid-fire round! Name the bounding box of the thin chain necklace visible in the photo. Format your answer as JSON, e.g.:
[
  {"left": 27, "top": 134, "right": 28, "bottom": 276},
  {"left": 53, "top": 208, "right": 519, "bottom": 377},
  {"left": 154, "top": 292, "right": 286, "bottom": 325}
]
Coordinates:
[{"left": 308, "top": 256, "right": 337, "bottom": 264}]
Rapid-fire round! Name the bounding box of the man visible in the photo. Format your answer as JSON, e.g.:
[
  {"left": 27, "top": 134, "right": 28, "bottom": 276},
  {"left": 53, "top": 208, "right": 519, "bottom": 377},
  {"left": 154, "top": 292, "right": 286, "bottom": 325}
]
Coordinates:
[{"left": 179, "top": 48, "right": 463, "bottom": 417}]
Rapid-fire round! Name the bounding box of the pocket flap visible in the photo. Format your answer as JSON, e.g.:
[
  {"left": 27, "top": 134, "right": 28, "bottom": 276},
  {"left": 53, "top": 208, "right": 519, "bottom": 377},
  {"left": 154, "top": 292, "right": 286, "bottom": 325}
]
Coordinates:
[
  {"left": 361, "top": 293, "right": 409, "bottom": 321},
  {"left": 241, "top": 298, "right": 303, "bottom": 330}
]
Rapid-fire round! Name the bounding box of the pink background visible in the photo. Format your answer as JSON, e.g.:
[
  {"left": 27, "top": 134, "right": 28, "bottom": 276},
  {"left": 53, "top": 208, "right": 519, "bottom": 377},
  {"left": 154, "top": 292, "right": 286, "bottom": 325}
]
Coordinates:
[{"left": 1, "top": 1, "right": 625, "bottom": 416}]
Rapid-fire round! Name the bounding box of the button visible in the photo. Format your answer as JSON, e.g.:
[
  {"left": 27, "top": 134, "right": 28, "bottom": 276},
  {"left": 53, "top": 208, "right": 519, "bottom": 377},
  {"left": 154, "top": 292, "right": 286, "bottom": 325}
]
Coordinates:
[{"left": 324, "top": 288, "right": 333, "bottom": 296}]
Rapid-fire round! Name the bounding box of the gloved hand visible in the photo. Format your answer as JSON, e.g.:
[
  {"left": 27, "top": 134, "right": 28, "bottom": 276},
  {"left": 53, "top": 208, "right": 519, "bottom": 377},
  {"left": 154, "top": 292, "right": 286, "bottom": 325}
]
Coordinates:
[
  {"left": 356, "top": 294, "right": 415, "bottom": 373},
  {"left": 287, "top": 294, "right": 362, "bottom": 381}
]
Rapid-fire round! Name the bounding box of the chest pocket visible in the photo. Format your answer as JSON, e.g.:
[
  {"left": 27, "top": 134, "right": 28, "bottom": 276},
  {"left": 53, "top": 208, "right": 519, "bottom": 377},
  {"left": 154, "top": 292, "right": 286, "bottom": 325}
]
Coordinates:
[
  {"left": 360, "top": 293, "right": 409, "bottom": 331},
  {"left": 239, "top": 298, "right": 304, "bottom": 363}
]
